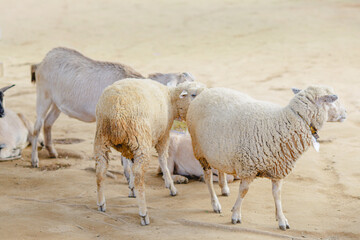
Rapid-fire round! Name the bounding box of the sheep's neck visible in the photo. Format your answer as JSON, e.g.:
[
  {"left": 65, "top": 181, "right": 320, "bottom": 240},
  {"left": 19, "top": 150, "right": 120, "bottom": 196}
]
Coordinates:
[
  {"left": 255, "top": 107, "right": 313, "bottom": 179},
  {"left": 169, "top": 88, "right": 182, "bottom": 120}
]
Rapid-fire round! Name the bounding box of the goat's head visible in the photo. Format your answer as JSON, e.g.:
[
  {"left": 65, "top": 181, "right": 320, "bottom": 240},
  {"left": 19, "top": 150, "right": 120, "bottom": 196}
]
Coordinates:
[{"left": 0, "top": 84, "right": 15, "bottom": 118}]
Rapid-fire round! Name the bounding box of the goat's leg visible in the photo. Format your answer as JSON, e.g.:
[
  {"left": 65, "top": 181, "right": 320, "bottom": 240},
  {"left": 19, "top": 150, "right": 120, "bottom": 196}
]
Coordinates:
[
  {"left": 218, "top": 171, "right": 230, "bottom": 196},
  {"left": 31, "top": 92, "right": 52, "bottom": 167},
  {"left": 132, "top": 149, "right": 150, "bottom": 225},
  {"left": 44, "top": 104, "right": 61, "bottom": 158},
  {"left": 94, "top": 135, "right": 110, "bottom": 212},
  {"left": 231, "top": 178, "right": 253, "bottom": 224},
  {"left": 156, "top": 137, "right": 177, "bottom": 196},
  {"left": 272, "top": 179, "right": 290, "bottom": 230}
]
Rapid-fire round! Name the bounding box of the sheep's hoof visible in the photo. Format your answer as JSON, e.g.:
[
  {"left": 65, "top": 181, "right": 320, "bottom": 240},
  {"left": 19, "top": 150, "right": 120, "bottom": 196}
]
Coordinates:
[
  {"left": 221, "top": 186, "right": 230, "bottom": 196},
  {"left": 279, "top": 224, "right": 290, "bottom": 231},
  {"left": 222, "top": 192, "right": 229, "bottom": 197},
  {"left": 213, "top": 209, "right": 222, "bottom": 214},
  {"left": 98, "top": 203, "right": 106, "bottom": 212},
  {"left": 170, "top": 187, "right": 177, "bottom": 196},
  {"left": 279, "top": 225, "right": 286, "bottom": 231},
  {"left": 212, "top": 201, "right": 222, "bottom": 213},
  {"left": 140, "top": 213, "right": 150, "bottom": 226},
  {"left": 231, "top": 218, "right": 241, "bottom": 224},
  {"left": 173, "top": 175, "right": 189, "bottom": 184}
]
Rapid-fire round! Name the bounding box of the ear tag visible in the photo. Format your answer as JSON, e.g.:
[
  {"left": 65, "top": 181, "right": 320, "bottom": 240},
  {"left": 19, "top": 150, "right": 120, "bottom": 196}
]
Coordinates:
[{"left": 312, "top": 136, "right": 320, "bottom": 152}]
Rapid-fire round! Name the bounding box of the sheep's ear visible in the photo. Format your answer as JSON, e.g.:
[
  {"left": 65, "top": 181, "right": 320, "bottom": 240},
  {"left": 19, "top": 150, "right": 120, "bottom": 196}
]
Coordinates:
[
  {"left": 179, "top": 90, "right": 188, "bottom": 98},
  {"left": 319, "top": 94, "right": 338, "bottom": 103},
  {"left": 0, "top": 84, "right": 15, "bottom": 93},
  {"left": 166, "top": 79, "right": 177, "bottom": 87},
  {"left": 292, "top": 88, "right": 301, "bottom": 94}
]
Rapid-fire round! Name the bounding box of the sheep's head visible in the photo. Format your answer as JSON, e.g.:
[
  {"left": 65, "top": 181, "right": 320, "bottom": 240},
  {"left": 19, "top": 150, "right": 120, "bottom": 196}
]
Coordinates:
[
  {"left": 0, "top": 84, "right": 15, "bottom": 118},
  {"left": 149, "top": 72, "right": 195, "bottom": 87},
  {"left": 292, "top": 86, "right": 347, "bottom": 124},
  {"left": 174, "top": 81, "right": 206, "bottom": 121}
]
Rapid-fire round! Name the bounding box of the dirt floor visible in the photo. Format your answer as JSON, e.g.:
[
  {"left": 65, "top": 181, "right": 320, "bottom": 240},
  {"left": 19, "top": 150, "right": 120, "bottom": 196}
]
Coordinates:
[{"left": 0, "top": 0, "right": 359, "bottom": 239}]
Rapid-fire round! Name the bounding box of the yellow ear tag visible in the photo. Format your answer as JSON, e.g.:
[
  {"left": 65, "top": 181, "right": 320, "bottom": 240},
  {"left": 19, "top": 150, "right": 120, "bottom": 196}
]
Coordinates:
[
  {"left": 171, "top": 120, "right": 188, "bottom": 134},
  {"left": 312, "top": 136, "right": 320, "bottom": 152}
]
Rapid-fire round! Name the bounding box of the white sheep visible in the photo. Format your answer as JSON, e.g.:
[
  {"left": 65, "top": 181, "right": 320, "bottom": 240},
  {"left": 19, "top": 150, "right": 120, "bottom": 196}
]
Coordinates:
[
  {"left": 0, "top": 108, "right": 44, "bottom": 160},
  {"left": 30, "top": 47, "right": 194, "bottom": 167},
  {"left": 94, "top": 79, "right": 206, "bottom": 225},
  {"left": 186, "top": 86, "right": 346, "bottom": 230}
]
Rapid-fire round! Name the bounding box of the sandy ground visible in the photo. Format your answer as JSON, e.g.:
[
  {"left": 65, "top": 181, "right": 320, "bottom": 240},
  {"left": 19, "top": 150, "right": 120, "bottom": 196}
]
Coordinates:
[{"left": 0, "top": 0, "right": 359, "bottom": 239}]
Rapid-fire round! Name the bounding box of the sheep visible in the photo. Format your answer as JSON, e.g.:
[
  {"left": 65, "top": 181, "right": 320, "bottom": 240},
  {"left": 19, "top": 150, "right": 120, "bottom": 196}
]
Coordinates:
[
  {"left": 0, "top": 84, "right": 15, "bottom": 118},
  {"left": 160, "top": 132, "right": 236, "bottom": 187},
  {"left": 186, "top": 85, "right": 346, "bottom": 230},
  {"left": 0, "top": 108, "right": 44, "bottom": 160},
  {"left": 94, "top": 78, "right": 206, "bottom": 225},
  {"left": 30, "top": 47, "right": 194, "bottom": 167}
]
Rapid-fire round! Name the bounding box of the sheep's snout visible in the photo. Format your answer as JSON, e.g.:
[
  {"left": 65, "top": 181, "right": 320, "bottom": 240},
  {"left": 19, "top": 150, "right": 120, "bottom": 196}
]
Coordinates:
[{"left": 327, "top": 101, "right": 347, "bottom": 122}]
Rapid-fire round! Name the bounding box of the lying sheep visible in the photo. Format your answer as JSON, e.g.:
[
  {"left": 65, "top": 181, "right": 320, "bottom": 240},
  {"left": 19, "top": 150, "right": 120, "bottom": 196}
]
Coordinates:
[
  {"left": 0, "top": 109, "right": 44, "bottom": 160},
  {"left": 123, "top": 131, "right": 235, "bottom": 194},
  {"left": 94, "top": 79, "right": 206, "bottom": 225},
  {"left": 186, "top": 86, "right": 346, "bottom": 230},
  {"left": 30, "top": 47, "right": 194, "bottom": 167},
  {"left": 162, "top": 132, "right": 235, "bottom": 187}
]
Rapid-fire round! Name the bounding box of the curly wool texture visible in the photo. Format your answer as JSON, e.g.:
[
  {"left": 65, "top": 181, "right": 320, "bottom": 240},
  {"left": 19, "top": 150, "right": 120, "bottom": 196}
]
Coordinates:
[
  {"left": 187, "top": 86, "right": 333, "bottom": 180},
  {"left": 95, "top": 79, "right": 205, "bottom": 160}
]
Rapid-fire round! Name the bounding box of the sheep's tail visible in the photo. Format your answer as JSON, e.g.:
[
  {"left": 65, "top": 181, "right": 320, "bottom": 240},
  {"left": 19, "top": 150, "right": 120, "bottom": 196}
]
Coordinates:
[{"left": 30, "top": 64, "right": 38, "bottom": 83}]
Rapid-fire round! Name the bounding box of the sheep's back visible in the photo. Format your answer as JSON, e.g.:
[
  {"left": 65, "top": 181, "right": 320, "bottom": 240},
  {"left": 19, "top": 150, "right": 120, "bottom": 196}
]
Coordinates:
[
  {"left": 187, "top": 87, "right": 306, "bottom": 178},
  {"left": 96, "top": 79, "right": 171, "bottom": 147}
]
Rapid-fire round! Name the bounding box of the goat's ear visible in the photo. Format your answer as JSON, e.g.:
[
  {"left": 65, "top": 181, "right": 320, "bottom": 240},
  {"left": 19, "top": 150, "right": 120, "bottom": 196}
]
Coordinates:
[
  {"left": 166, "top": 79, "right": 177, "bottom": 87},
  {"left": 0, "top": 84, "right": 15, "bottom": 93},
  {"left": 181, "top": 72, "right": 195, "bottom": 81},
  {"left": 292, "top": 88, "right": 301, "bottom": 94},
  {"left": 319, "top": 94, "right": 338, "bottom": 103},
  {"left": 179, "top": 90, "right": 188, "bottom": 98},
  {"left": 148, "top": 73, "right": 162, "bottom": 80}
]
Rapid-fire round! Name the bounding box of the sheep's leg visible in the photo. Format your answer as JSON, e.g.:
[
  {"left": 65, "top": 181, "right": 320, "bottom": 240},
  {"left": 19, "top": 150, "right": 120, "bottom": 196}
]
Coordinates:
[
  {"left": 43, "top": 104, "right": 61, "bottom": 158},
  {"left": 272, "top": 179, "right": 290, "bottom": 230},
  {"left": 218, "top": 171, "right": 230, "bottom": 196},
  {"left": 94, "top": 136, "right": 110, "bottom": 212},
  {"left": 156, "top": 138, "right": 177, "bottom": 196},
  {"left": 172, "top": 174, "right": 189, "bottom": 184},
  {"left": 31, "top": 93, "right": 52, "bottom": 167},
  {"left": 121, "top": 156, "right": 136, "bottom": 198},
  {"left": 231, "top": 178, "right": 252, "bottom": 224},
  {"left": 132, "top": 150, "right": 150, "bottom": 225},
  {"left": 203, "top": 168, "right": 222, "bottom": 213}
]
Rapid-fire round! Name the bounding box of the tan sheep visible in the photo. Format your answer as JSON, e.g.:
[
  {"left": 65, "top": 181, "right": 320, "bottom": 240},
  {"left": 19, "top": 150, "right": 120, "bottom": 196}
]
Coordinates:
[
  {"left": 186, "top": 86, "right": 346, "bottom": 230},
  {"left": 94, "top": 78, "right": 206, "bottom": 225}
]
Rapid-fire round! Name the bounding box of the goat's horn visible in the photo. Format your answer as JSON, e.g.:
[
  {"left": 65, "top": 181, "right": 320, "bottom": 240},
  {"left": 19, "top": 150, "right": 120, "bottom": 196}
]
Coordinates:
[{"left": 0, "top": 84, "right": 15, "bottom": 92}]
